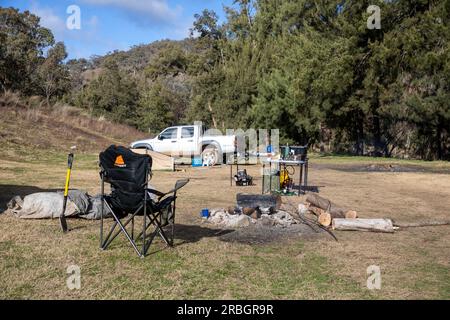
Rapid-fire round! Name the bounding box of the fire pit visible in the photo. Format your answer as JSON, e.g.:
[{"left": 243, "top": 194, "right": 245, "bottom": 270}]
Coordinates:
[
  {"left": 206, "top": 193, "right": 297, "bottom": 228},
  {"left": 207, "top": 208, "right": 296, "bottom": 229},
  {"left": 205, "top": 194, "right": 331, "bottom": 244}
]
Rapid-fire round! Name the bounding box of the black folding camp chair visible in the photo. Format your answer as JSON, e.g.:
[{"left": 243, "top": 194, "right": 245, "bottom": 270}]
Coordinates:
[{"left": 99, "top": 145, "right": 189, "bottom": 258}]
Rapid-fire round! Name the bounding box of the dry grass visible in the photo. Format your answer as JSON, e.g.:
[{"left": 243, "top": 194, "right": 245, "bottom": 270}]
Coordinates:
[
  {"left": 0, "top": 153, "right": 449, "bottom": 300},
  {"left": 0, "top": 93, "right": 146, "bottom": 160}
]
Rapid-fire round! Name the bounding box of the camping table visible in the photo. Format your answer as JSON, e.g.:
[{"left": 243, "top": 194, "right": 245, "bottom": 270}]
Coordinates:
[{"left": 262, "top": 158, "right": 308, "bottom": 196}]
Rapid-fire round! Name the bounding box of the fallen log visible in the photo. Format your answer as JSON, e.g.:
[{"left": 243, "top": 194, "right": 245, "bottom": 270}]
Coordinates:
[
  {"left": 332, "top": 218, "right": 394, "bottom": 233},
  {"left": 393, "top": 220, "right": 450, "bottom": 228},
  {"left": 305, "top": 194, "right": 346, "bottom": 218},
  {"left": 237, "top": 194, "right": 281, "bottom": 210}
]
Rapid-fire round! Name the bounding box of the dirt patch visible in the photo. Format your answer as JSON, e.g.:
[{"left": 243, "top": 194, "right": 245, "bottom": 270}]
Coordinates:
[
  {"left": 311, "top": 162, "right": 450, "bottom": 174},
  {"left": 219, "top": 223, "right": 328, "bottom": 245}
]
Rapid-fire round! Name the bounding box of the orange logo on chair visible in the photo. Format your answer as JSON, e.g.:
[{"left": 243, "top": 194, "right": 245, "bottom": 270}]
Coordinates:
[{"left": 114, "top": 155, "right": 126, "bottom": 167}]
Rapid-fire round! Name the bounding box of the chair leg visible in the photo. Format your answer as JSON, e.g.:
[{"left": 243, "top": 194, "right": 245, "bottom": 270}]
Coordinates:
[
  {"left": 101, "top": 200, "right": 176, "bottom": 257},
  {"left": 131, "top": 216, "right": 134, "bottom": 241},
  {"left": 152, "top": 218, "right": 171, "bottom": 247},
  {"left": 138, "top": 212, "right": 171, "bottom": 254},
  {"left": 143, "top": 223, "right": 171, "bottom": 255},
  {"left": 135, "top": 213, "right": 158, "bottom": 241},
  {"left": 170, "top": 221, "right": 174, "bottom": 247},
  {"left": 101, "top": 220, "right": 118, "bottom": 249},
  {"left": 101, "top": 204, "right": 143, "bottom": 250},
  {"left": 142, "top": 189, "right": 148, "bottom": 257},
  {"left": 143, "top": 227, "right": 160, "bottom": 255},
  {"left": 171, "top": 198, "right": 176, "bottom": 247},
  {"left": 102, "top": 201, "right": 142, "bottom": 257}
]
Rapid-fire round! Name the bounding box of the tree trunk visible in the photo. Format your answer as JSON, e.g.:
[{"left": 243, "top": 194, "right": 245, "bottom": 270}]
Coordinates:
[
  {"left": 332, "top": 218, "right": 394, "bottom": 233},
  {"left": 208, "top": 101, "right": 217, "bottom": 129},
  {"left": 436, "top": 118, "right": 442, "bottom": 160}
]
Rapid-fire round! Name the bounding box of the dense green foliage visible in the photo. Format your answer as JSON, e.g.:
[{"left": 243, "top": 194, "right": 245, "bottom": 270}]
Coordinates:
[
  {"left": 1, "top": 1, "right": 449, "bottom": 159},
  {"left": 0, "top": 8, "right": 69, "bottom": 102}
]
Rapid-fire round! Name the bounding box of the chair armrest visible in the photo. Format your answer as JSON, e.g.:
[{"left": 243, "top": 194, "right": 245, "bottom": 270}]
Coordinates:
[
  {"left": 166, "top": 179, "right": 190, "bottom": 195},
  {"left": 146, "top": 179, "right": 189, "bottom": 200},
  {"left": 146, "top": 189, "right": 166, "bottom": 198}
]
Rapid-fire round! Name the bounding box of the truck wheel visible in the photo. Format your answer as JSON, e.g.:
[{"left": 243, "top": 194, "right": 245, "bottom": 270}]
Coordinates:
[{"left": 202, "top": 147, "right": 219, "bottom": 166}]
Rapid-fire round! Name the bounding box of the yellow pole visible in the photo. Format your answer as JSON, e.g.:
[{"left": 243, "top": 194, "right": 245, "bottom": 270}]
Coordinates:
[{"left": 64, "top": 168, "right": 71, "bottom": 197}]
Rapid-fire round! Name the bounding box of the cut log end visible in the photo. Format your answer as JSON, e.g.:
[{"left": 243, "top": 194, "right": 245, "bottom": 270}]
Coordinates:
[
  {"left": 318, "top": 212, "right": 332, "bottom": 227},
  {"left": 345, "top": 210, "right": 358, "bottom": 219}
]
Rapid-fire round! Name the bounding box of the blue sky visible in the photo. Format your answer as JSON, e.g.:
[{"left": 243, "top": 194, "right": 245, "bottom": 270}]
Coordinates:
[{"left": 2, "top": 0, "right": 234, "bottom": 59}]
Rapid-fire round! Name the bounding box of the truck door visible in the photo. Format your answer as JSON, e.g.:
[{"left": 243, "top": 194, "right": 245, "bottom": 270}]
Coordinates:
[
  {"left": 179, "top": 126, "right": 197, "bottom": 157},
  {"left": 157, "top": 127, "right": 179, "bottom": 156}
]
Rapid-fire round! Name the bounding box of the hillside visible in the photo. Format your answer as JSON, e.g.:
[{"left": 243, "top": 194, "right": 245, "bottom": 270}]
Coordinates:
[
  {"left": 92, "top": 39, "right": 195, "bottom": 74},
  {"left": 72, "top": 39, "right": 194, "bottom": 85},
  {"left": 0, "top": 92, "right": 147, "bottom": 161}
]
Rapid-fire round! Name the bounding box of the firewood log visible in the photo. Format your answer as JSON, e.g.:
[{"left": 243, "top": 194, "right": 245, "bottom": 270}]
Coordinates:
[
  {"left": 332, "top": 218, "right": 394, "bottom": 233},
  {"left": 318, "top": 212, "right": 332, "bottom": 227},
  {"left": 305, "top": 194, "right": 346, "bottom": 218},
  {"left": 309, "top": 206, "right": 326, "bottom": 217},
  {"left": 345, "top": 210, "right": 358, "bottom": 219}
]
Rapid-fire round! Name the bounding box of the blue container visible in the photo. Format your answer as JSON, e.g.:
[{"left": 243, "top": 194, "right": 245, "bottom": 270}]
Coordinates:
[
  {"left": 201, "top": 208, "right": 210, "bottom": 218},
  {"left": 192, "top": 156, "right": 203, "bottom": 167}
]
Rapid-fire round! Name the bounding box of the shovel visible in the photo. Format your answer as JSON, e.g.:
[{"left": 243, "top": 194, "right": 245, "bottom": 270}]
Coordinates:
[{"left": 60, "top": 146, "right": 76, "bottom": 233}]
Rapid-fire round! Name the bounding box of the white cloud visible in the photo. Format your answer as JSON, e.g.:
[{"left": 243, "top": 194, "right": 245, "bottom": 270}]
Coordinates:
[
  {"left": 30, "top": 3, "right": 66, "bottom": 39},
  {"left": 29, "top": 1, "right": 100, "bottom": 38},
  {"left": 28, "top": 2, "right": 116, "bottom": 59},
  {"left": 82, "top": 0, "right": 183, "bottom": 27}
]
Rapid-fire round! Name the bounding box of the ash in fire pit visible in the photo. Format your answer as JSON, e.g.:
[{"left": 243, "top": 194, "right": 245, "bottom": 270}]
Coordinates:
[
  {"left": 207, "top": 207, "right": 296, "bottom": 229},
  {"left": 207, "top": 194, "right": 298, "bottom": 229}
]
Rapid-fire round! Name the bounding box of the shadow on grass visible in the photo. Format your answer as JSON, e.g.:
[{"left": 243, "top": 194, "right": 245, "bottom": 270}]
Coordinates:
[
  {"left": 0, "top": 184, "right": 59, "bottom": 212},
  {"left": 144, "top": 224, "right": 234, "bottom": 255},
  {"left": 173, "top": 224, "right": 233, "bottom": 244}
]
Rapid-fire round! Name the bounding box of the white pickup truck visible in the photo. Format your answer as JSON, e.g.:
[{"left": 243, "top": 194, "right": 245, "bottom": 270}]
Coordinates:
[{"left": 130, "top": 125, "right": 236, "bottom": 166}]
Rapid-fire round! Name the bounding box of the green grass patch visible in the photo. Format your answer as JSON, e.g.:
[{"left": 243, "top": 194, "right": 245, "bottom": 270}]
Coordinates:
[{"left": 407, "top": 262, "right": 450, "bottom": 299}]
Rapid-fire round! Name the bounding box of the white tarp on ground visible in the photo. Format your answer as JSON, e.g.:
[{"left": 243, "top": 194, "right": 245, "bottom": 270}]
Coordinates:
[{"left": 4, "top": 190, "right": 109, "bottom": 220}]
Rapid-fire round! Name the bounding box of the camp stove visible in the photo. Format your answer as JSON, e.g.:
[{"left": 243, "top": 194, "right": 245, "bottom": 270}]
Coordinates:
[{"left": 234, "top": 169, "right": 253, "bottom": 186}]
